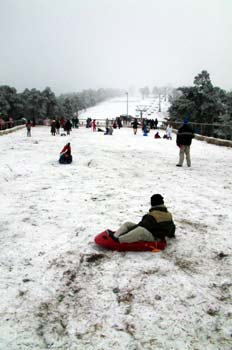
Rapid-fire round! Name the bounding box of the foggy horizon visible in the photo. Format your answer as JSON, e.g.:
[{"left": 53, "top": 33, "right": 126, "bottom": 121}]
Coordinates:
[{"left": 0, "top": 0, "right": 231, "bottom": 95}]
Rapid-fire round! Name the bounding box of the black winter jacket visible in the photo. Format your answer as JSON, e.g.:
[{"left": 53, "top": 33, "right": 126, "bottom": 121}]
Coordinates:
[
  {"left": 176, "top": 124, "right": 194, "bottom": 146},
  {"left": 138, "top": 205, "right": 176, "bottom": 240},
  {"left": 131, "top": 120, "right": 140, "bottom": 129}
]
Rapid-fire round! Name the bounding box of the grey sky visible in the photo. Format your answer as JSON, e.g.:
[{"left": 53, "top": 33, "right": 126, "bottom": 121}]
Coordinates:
[{"left": 0, "top": 0, "right": 231, "bottom": 94}]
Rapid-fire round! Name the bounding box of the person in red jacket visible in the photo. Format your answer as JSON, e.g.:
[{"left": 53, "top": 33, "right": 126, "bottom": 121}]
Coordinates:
[
  {"left": 92, "top": 119, "right": 97, "bottom": 132},
  {"left": 60, "top": 117, "right": 65, "bottom": 128},
  {"left": 154, "top": 131, "right": 161, "bottom": 139},
  {"left": 59, "top": 143, "right": 72, "bottom": 164}
]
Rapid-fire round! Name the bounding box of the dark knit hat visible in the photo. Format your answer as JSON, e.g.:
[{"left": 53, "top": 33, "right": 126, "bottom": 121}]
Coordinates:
[{"left": 151, "top": 194, "right": 164, "bottom": 206}]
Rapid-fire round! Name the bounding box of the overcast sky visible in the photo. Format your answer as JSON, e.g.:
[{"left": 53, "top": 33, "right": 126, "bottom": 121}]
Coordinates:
[{"left": 0, "top": 0, "right": 231, "bottom": 94}]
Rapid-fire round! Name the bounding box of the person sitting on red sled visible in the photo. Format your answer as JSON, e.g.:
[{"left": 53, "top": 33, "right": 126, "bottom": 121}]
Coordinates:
[
  {"left": 59, "top": 142, "right": 72, "bottom": 164},
  {"left": 108, "top": 194, "right": 175, "bottom": 244}
]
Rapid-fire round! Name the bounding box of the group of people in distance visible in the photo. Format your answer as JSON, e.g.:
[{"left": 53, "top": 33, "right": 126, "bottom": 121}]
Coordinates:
[
  {"left": 131, "top": 118, "right": 151, "bottom": 136},
  {"left": 50, "top": 118, "right": 73, "bottom": 136},
  {"left": 25, "top": 114, "right": 194, "bottom": 170},
  {"left": 57, "top": 118, "right": 194, "bottom": 167}
]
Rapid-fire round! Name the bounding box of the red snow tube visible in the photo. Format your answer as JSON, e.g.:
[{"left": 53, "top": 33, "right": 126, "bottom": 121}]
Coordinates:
[{"left": 94, "top": 230, "right": 167, "bottom": 252}]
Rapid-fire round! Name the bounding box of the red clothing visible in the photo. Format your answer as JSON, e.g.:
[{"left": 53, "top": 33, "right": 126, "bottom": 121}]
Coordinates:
[
  {"left": 60, "top": 144, "right": 71, "bottom": 156},
  {"left": 60, "top": 117, "right": 65, "bottom": 127}
]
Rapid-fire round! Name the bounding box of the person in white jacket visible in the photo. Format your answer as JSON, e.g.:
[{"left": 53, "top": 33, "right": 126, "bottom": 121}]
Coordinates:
[{"left": 166, "top": 125, "right": 172, "bottom": 140}]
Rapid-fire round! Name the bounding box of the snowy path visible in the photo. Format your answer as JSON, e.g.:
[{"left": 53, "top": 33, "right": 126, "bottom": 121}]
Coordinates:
[{"left": 0, "top": 125, "right": 232, "bottom": 350}]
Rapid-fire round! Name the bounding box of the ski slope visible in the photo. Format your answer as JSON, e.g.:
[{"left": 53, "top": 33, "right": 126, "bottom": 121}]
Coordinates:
[{"left": 0, "top": 100, "right": 232, "bottom": 350}]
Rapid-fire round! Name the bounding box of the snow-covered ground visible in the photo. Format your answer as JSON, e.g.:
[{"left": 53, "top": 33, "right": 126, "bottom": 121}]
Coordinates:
[{"left": 0, "top": 99, "right": 232, "bottom": 350}]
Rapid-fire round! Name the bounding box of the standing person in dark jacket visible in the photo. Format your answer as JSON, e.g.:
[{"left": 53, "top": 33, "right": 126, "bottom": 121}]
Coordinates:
[
  {"left": 131, "top": 118, "right": 140, "bottom": 135},
  {"left": 64, "top": 119, "right": 72, "bottom": 135},
  {"left": 55, "top": 119, "right": 60, "bottom": 134},
  {"left": 117, "top": 117, "right": 122, "bottom": 129},
  {"left": 26, "top": 120, "right": 32, "bottom": 137},
  {"left": 50, "top": 119, "right": 56, "bottom": 136},
  {"left": 108, "top": 194, "right": 175, "bottom": 243},
  {"left": 154, "top": 118, "right": 158, "bottom": 129},
  {"left": 176, "top": 119, "right": 194, "bottom": 167}
]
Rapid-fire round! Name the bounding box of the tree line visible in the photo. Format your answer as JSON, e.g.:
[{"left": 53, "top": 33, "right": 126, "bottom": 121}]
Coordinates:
[
  {"left": 139, "top": 86, "right": 173, "bottom": 101},
  {"left": 0, "top": 86, "right": 123, "bottom": 124},
  {"left": 168, "top": 70, "right": 232, "bottom": 140},
  {"left": 138, "top": 71, "right": 232, "bottom": 140}
]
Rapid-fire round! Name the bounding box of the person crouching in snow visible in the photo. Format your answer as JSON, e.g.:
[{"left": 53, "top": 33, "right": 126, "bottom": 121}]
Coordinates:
[
  {"left": 108, "top": 194, "right": 175, "bottom": 243},
  {"left": 143, "top": 123, "right": 150, "bottom": 136},
  {"left": 154, "top": 131, "right": 161, "bottom": 139},
  {"left": 104, "top": 125, "right": 113, "bottom": 135},
  {"left": 59, "top": 142, "right": 72, "bottom": 164}
]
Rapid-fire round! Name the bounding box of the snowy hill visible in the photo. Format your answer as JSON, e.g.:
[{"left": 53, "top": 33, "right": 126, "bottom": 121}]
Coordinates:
[
  {"left": 0, "top": 108, "right": 232, "bottom": 349},
  {"left": 79, "top": 95, "right": 169, "bottom": 123}
]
